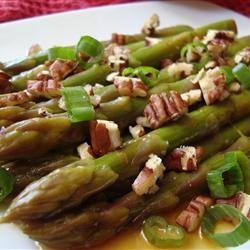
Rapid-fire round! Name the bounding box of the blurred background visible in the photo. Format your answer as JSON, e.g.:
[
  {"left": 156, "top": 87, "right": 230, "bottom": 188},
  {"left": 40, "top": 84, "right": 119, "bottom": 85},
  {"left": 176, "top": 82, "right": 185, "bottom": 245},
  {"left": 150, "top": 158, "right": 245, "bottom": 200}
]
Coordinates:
[{"left": 0, "top": 0, "right": 249, "bottom": 23}]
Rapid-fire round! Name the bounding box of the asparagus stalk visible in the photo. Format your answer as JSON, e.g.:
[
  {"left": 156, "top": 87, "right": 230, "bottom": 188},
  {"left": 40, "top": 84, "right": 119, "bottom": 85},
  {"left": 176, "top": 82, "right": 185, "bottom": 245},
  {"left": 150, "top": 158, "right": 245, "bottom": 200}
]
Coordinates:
[
  {"left": 130, "top": 19, "right": 237, "bottom": 67},
  {"left": 14, "top": 121, "right": 250, "bottom": 248},
  {"left": 0, "top": 99, "right": 63, "bottom": 126},
  {"left": 3, "top": 154, "right": 79, "bottom": 193},
  {"left": 3, "top": 25, "right": 193, "bottom": 76},
  {"left": 10, "top": 65, "right": 48, "bottom": 91},
  {"left": 3, "top": 90, "right": 250, "bottom": 222},
  {"left": 0, "top": 116, "right": 87, "bottom": 160}
]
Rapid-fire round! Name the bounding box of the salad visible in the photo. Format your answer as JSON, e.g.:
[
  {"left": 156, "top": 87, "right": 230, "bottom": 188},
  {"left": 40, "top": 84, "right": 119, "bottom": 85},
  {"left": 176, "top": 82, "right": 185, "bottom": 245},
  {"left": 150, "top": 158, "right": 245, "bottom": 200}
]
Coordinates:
[{"left": 0, "top": 14, "right": 249, "bottom": 249}]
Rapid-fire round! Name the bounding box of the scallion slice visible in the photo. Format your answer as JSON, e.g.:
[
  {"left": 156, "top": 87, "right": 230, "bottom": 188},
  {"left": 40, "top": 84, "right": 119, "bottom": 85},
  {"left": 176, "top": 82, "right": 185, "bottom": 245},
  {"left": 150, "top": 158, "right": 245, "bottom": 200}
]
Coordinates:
[
  {"left": 207, "top": 162, "right": 244, "bottom": 198},
  {"left": 122, "top": 66, "right": 159, "bottom": 87},
  {"left": 0, "top": 168, "right": 15, "bottom": 202},
  {"left": 233, "top": 63, "right": 250, "bottom": 88},
  {"left": 220, "top": 66, "right": 234, "bottom": 84},
  {"left": 143, "top": 216, "right": 185, "bottom": 247},
  {"left": 61, "top": 86, "right": 95, "bottom": 123},
  {"left": 76, "top": 36, "right": 104, "bottom": 67},
  {"left": 201, "top": 204, "right": 250, "bottom": 247},
  {"left": 48, "top": 46, "right": 76, "bottom": 60}
]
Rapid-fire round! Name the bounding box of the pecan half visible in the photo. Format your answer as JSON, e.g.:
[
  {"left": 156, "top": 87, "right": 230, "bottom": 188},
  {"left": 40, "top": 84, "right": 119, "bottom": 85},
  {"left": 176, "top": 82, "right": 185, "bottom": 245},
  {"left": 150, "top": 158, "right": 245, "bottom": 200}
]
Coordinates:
[
  {"left": 27, "top": 79, "right": 61, "bottom": 98},
  {"left": 49, "top": 59, "right": 78, "bottom": 81},
  {"left": 176, "top": 195, "right": 214, "bottom": 232},
  {"left": 114, "top": 76, "right": 148, "bottom": 97},
  {"left": 144, "top": 91, "right": 188, "bottom": 129},
  {"left": 89, "top": 120, "right": 122, "bottom": 156},
  {"left": 163, "top": 146, "right": 203, "bottom": 171},
  {"left": 0, "top": 91, "right": 31, "bottom": 107}
]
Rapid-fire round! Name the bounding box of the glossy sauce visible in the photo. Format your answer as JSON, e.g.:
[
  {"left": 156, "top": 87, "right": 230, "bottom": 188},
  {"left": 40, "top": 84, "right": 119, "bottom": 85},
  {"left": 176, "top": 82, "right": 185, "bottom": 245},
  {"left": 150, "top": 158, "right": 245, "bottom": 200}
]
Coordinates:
[{"left": 89, "top": 206, "right": 222, "bottom": 250}]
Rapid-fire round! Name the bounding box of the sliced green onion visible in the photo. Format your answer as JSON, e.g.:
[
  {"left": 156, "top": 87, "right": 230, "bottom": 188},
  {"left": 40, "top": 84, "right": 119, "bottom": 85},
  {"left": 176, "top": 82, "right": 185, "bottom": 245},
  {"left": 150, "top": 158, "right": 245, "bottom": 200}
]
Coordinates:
[
  {"left": 48, "top": 46, "right": 76, "bottom": 60},
  {"left": 207, "top": 162, "right": 244, "bottom": 198},
  {"left": 61, "top": 86, "right": 95, "bottom": 123},
  {"left": 76, "top": 36, "right": 104, "bottom": 67},
  {"left": 220, "top": 66, "right": 234, "bottom": 84},
  {"left": 122, "top": 66, "right": 159, "bottom": 87},
  {"left": 143, "top": 216, "right": 185, "bottom": 247},
  {"left": 0, "top": 168, "right": 15, "bottom": 202},
  {"left": 233, "top": 63, "right": 250, "bottom": 88},
  {"left": 201, "top": 204, "right": 250, "bottom": 247},
  {"left": 224, "top": 151, "right": 250, "bottom": 194},
  {"left": 181, "top": 41, "right": 209, "bottom": 70}
]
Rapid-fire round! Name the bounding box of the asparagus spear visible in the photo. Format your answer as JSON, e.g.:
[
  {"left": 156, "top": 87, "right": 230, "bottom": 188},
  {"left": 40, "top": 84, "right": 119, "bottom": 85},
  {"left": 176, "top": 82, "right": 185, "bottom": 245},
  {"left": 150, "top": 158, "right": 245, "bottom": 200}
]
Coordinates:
[
  {"left": 14, "top": 121, "right": 250, "bottom": 248},
  {"left": 0, "top": 99, "right": 63, "bottom": 126},
  {"left": 3, "top": 154, "right": 79, "bottom": 193},
  {"left": 130, "top": 19, "right": 237, "bottom": 67},
  {"left": 3, "top": 25, "right": 193, "bottom": 76},
  {"left": 3, "top": 90, "right": 250, "bottom": 222},
  {"left": 0, "top": 116, "right": 87, "bottom": 160}
]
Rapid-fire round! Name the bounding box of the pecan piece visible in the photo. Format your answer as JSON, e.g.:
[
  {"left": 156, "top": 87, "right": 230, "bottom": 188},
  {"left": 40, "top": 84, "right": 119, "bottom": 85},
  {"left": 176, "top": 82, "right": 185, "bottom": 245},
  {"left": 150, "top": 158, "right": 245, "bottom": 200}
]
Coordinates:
[
  {"left": 216, "top": 191, "right": 250, "bottom": 218},
  {"left": 144, "top": 91, "right": 188, "bottom": 129},
  {"left": 132, "top": 154, "right": 164, "bottom": 196},
  {"left": 27, "top": 79, "right": 61, "bottom": 98},
  {"left": 111, "top": 33, "right": 126, "bottom": 45},
  {"left": 163, "top": 146, "right": 203, "bottom": 171},
  {"left": 89, "top": 120, "right": 122, "bottom": 156},
  {"left": 141, "top": 13, "right": 160, "bottom": 36},
  {"left": 114, "top": 76, "right": 148, "bottom": 97},
  {"left": 49, "top": 59, "right": 78, "bottom": 81},
  {"left": 176, "top": 195, "right": 214, "bottom": 232},
  {"left": 198, "top": 67, "right": 229, "bottom": 105},
  {"left": 0, "top": 91, "right": 31, "bottom": 107},
  {"left": 234, "top": 47, "right": 250, "bottom": 65}
]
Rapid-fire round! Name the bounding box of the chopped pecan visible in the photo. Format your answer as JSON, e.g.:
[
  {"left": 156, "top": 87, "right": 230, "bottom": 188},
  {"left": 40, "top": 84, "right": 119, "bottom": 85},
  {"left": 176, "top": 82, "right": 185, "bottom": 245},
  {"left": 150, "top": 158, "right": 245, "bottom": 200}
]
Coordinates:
[
  {"left": 216, "top": 191, "right": 250, "bottom": 218},
  {"left": 176, "top": 195, "right": 214, "bottom": 232},
  {"left": 89, "top": 120, "right": 122, "bottom": 156},
  {"left": 0, "top": 91, "right": 31, "bottom": 107},
  {"left": 163, "top": 146, "right": 203, "bottom": 171},
  {"left": 141, "top": 13, "right": 160, "bottom": 36},
  {"left": 198, "top": 67, "right": 229, "bottom": 105},
  {"left": 27, "top": 79, "right": 61, "bottom": 98},
  {"left": 129, "top": 124, "right": 145, "bottom": 139},
  {"left": 234, "top": 47, "right": 250, "bottom": 65},
  {"left": 144, "top": 91, "right": 188, "bottom": 129},
  {"left": 132, "top": 154, "right": 164, "bottom": 196},
  {"left": 77, "top": 142, "right": 95, "bottom": 160},
  {"left": 111, "top": 33, "right": 126, "bottom": 45},
  {"left": 160, "top": 58, "right": 173, "bottom": 69},
  {"left": 203, "top": 30, "right": 235, "bottom": 58},
  {"left": 104, "top": 44, "right": 129, "bottom": 73},
  {"left": 167, "top": 63, "right": 194, "bottom": 78},
  {"left": 114, "top": 76, "right": 148, "bottom": 97},
  {"left": 28, "top": 44, "right": 42, "bottom": 56},
  {"left": 49, "top": 59, "right": 78, "bottom": 81},
  {"left": 36, "top": 70, "right": 51, "bottom": 81},
  {"left": 181, "top": 89, "right": 202, "bottom": 106},
  {"left": 0, "top": 70, "right": 12, "bottom": 94}
]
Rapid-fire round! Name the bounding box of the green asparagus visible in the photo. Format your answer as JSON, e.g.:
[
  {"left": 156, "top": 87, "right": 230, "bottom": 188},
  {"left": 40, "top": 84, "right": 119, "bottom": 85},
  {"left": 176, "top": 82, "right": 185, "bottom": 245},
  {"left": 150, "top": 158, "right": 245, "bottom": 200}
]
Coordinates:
[
  {"left": 14, "top": 125, "right": 250, "bottom": 248},
  {"left": 3, "top": 90, "right": 250, "bottom": 221}
]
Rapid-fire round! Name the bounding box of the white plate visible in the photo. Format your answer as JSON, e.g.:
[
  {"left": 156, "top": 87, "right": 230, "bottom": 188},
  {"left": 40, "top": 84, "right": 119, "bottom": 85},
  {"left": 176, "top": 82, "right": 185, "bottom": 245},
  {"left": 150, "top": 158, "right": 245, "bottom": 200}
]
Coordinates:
[{"left": 0, "top": 1, "right": 250, "bottom": 249}]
